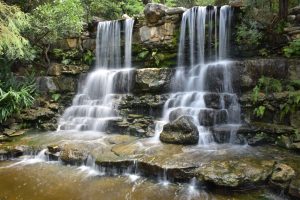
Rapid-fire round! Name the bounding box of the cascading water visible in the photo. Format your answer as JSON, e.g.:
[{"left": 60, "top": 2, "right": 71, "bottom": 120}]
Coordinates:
[
  {"left": 154, "top": 6, "right": 241, "bottom": 145},
  {"left": 58, "top": 19, "right": 134, "bottom": 132}
]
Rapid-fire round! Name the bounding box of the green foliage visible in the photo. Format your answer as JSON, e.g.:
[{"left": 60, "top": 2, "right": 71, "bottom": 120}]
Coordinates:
[
  {"left": 280, "top": 91, "right": 300, "bottom": 119},
  {"left": 156, "top": 0, "right": 215, "bottom": 7},
  {"left": 0, "top": 86, "right": 35, "bottom": 122},
  {"left": 258, "top": 48, "right": 270, "bottom": 57},
  {"left": 53, "top": 49, "right": 80, "bottom": 65},
  {"left": 252, "top": 85, "right": 261, "bottom": 103},
  {"left": 0, "top": 2, "right": 31, "bottom": 60},
  {"left": 83, "top": 0, "right": 143, "bottom": 20},
  {"left": 28, "top": 0, "right": 84, "bottom": 61},
  {"left": 257, "top": 76, "right": 282, "bottom": 93},
  {"left": 254, "top": 105, "right": 266, "bottom": 118},
  {"left": 283, "top": 39, "right": 300, "bottom": 58},
  {"left": 0, "top": 61, "right": 37, "bottom": 122},
  {"left": 251, "top": 76, "right": 282, "bottom": 103},
  {"left": 83, "top": 50, "right": 95, "bottom": 65},
  {"left": 236, "top": 20, "right": 263, "bottom": 49},
  {"left": 51, "top": 93, "right": 61, "bottom": 102}
]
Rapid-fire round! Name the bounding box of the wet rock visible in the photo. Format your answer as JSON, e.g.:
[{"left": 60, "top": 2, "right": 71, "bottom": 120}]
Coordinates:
[
  {"left": 195, "top": 159, "right": 275, "bottom": 187},
  {"left": 169, "top": 108, "right": 186, "bottom": 122},
  {"left": 3, "top": 129, "right": 27, "bottom": 137},
  {"left": 160, "top": 116, "right": 199, "bottom": 145},
  {"left": 133, "top": 68, "right": 173, "bottom": 93},
  {"left": 198, "top": 109, "right": 215, "bottom": 127},
  {"left": 212, "top": 125, "right": 247, "bottom": 144},
  {"left": 270, "top": 163, "right": 295, "bottom": 189},
  {"left": 60, "top": 146, "right": 88, "bottom": 165},
  {"left": 289, "top": 179, "right": 300, "bottom": 198},
  {"left": 276, "top": 135, "right": 293, "bottom": 149},
  {"left": 247, "top": 132, "right": 274, "bottom": 146},
  {"left": 215, "top": 109, "right": 228, "bottom": 124},
  {"left": 144, "top": 3, "right": 168, "bottom": 24},
  {"left": 118, "top": 94, "right": 169, "bottom": 116},
  {"left": 251, "top": 122, "right": 295, "bottom": 135},
  {"left": 47, "top": 145, "right": 61, "bottom": 154},
  {"left": 204, "top": 93, "right": 221, "bottom": 109}
]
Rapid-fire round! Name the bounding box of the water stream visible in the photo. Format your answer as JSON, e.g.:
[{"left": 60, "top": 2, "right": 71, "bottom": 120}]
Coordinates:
[
  {"left": 58, "top": 19, "right": 134, "bottom": 132},
  {"left": 153, "top": 6, "right": 241, "bottom": 145}
]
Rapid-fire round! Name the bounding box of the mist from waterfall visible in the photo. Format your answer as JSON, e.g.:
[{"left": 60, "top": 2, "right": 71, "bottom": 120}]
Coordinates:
[
  {"left": 154, "top": 6, "right": 241, "bottom": 145},
  {"left": 58, "top": 19, "right": 134, "bottom": 132}
]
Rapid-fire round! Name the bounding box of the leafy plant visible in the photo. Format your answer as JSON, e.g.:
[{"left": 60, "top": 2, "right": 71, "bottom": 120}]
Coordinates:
[
  {"left": 280, "top": 91, "right": 300, "bottom": 119},
  {"left": 51, "top": 93, "right": 61, "bottom": 102},
  {"left": 0, "top": 2, "right": 32, "bottom": 60},
  {"left": 0, "top": 86, "right": 35, "bottom": 122},
  {"left": 83, "top": 50, "right": 94, "bottom": 65},
  {"left": 236, "top": 20, "right": 263, "bottom": 49},
  {"left": 254, "top": 105, "right": 266, "bottom": 118},
  {"left": 257, "top": 76, "right": 282, "bottom": 94},
  {"left": 283, "top": 39, "right": 300, "bottom": 58},
  {"left": 28, "top": 0, "right": 84, "bottom": 64},
  {"left": 53, "top": 49, "right": 80, "bottom": 65}
]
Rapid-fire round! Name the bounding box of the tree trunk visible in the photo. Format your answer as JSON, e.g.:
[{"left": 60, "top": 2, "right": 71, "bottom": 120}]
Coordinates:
[
  {"left": 279, "top": 0, "right": 288, "bottom": 20},
  {"left": 44, "top": 44, "right": 51, "bottom": 67}
]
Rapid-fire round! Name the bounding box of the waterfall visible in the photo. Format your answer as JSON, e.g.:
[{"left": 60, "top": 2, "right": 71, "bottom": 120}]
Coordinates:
[
  {"left": 154, "top": 6, "right": 241, "bottom": 145},
  {"left": 58, "top": 19, "right": 134, "bottom": 132}
]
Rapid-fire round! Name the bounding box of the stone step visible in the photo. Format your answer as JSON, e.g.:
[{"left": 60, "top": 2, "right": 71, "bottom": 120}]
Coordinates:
[{"left": 211, "top": 124, "right": 249, "bottom": 144}]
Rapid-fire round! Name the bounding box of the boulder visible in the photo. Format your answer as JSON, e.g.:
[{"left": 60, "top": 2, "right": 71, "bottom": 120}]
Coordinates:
[
  {"left": 204, "top": 93, "right": 221, "bottom": 109},
  {"left": 36, "top": 76, "right": 59, "bottom": 93},
  {"left": 198, "top": 109, "right": 215, "bottom": 127},
  {"left": 133, "top": 68, "right": 173, "bottom": 93},
  {"left": 160, "top": 116, "right": 199, "bottom": 145},
  {"left": 270, "top": 163, "right": 295, "bottom": 189},
  {"left": 195, "top": 159, "right": 275, "bottom": 187},
  {"left": 144, "top": 3, "right": 168, "bottom": 24},
  {"left": 60, "top": 146, "right": 88, "bottom": 164},
  {"left": 139, "top": 23, "right": 176, "bottom": 44}
]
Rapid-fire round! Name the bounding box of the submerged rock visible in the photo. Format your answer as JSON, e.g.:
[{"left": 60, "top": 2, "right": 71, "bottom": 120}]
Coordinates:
[
  {"left": 160, "top": 116, "right": 199, "bottom": 145},
  {"left": 195, "top": 159, "right": 275, "bottom": 187}
]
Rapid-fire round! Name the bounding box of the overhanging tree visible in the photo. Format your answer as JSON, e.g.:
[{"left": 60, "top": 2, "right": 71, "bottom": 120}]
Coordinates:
[{"left": 28, "top": 0, "right": 84, "bottom": 65}]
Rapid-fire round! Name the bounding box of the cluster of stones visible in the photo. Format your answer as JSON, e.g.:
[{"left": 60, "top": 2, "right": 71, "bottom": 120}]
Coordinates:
[{"left": 286, "top": 6, "right": 300, "bottom": 40}]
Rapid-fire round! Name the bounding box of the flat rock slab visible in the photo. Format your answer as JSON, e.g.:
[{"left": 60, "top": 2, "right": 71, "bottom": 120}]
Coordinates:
[{"left": 1, "top": 132, "right": 300, "bottom": 192}]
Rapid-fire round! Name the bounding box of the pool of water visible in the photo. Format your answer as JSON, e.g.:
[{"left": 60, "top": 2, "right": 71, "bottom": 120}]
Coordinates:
[{"left": 0, "top": 160, "right": 289, "bottom": 200}]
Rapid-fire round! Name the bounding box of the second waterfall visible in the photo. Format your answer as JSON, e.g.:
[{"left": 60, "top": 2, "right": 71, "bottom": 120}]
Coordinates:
[
  {"left": 155, "top": 6, "right": 242, "bottom": 145},
  {"left": 58, "top": 19, "right": 134, "bottom": 132}
]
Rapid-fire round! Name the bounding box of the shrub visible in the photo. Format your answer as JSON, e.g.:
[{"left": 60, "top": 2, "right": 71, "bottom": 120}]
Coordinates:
[
  {"left": 236, "top": 21, "right": 263, "bottom": 49},
  {"left": 283, "top": 39, "right": 300, "bottom": 58}
]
